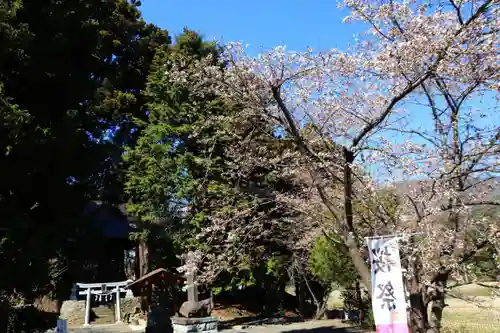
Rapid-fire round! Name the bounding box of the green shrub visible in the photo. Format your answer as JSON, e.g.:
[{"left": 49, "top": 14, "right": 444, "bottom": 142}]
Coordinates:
[{"left": 309, "top": 235, "right": 358, "bottom": 286}]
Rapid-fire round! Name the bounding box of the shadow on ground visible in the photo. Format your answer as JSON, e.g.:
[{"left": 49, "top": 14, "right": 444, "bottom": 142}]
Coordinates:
[
  {"left": 220, "top": 316, "right": 304, "bottom": 330},
  {"left": 222, "top": 320, "right": 366, "bottom": 333},
  {"left": 282, "top": 328, "right": 361, "bottom": 333},
  {"left": 219, "top": 315, "right": 264, "bottom": 329}
]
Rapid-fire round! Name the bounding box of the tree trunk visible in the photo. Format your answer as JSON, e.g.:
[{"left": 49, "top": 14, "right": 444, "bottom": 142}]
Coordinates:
[
  {"left": 314, "top": 295, "right": 329, "bottom": 320},
  {"left": 308, "top": 280, "right": 330, "bottom": 320},
  {"left": 138, "top": 240, "right": 151, "bottom": 313},
  {"left": 277, "top": 281, "right": 286, "bottom": 311},
  {"left": 343, "top": 148, "right": 372, "bottom": 294},
  {"left": 406, "top": 251, "right": 430, "bottom": 333},
  {"left": 272, "top": 87, "right": 372, "bottom": 296},
  {"left": 407, "top": 272, "right": 448, "bottom": 333},
  {"left": 428, "top": 296, "right": 445, "bottom": 333},
  {"left": 355, "top": 281, "right": 364, "bottom": 324},
  {"left": 295, "top": 280, "right": 307, "bottom": 318},
  {"left": 302, "top": 267, "right": 320, "bottom": 314},
  {"left": 408, "top": 288, "right": 428, "bottom": 333},
  {"left": 134, "top": 244, "right": 141, "bottom": 281},
  {"left": 427, "top": 276, "right": 447, "bottom": 333}
]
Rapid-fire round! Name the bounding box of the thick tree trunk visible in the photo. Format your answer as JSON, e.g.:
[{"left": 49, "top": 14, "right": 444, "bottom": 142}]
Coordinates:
[
  {"left": 428, "top": 295, "right": 445, "bottom": 333},
  {"left": 134, "top": 244, "right": 141, "bottom": 281},
  {"left": 138, "top": 240, "right": 151, "bottom": 313},
  {"left": 427, "top": 275, "right": 447, "bottom": 333},
  {"left": 408, "top": 285, "right": 446, "bottom": 333},
  {"left": 408, "top": 289, "right": 428, "bottom": 333},
  {"left": 405, "top": 251, "right": 430, "bottom": 333},
  {"left": 406, "top": 262, "right": 449, "bottom": 333}
]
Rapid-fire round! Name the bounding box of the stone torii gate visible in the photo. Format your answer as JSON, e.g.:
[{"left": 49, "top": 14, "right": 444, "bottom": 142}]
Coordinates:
[{"left": 74, "top": 280, "right": 132, "bottom": 327}]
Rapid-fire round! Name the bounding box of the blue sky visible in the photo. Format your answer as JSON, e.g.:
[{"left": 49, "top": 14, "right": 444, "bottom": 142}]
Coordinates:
[
  {"left": 138, "top": 0, "right": 499, "bottom": 183},
  {"left": 139, "top": 0, "right": 360, "bottom": 54}
]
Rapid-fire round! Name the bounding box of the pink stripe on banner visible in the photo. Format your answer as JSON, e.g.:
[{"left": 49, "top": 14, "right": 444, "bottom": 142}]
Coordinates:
[{"left": 376, "top": 323, "right": 410, "bottom": 333}]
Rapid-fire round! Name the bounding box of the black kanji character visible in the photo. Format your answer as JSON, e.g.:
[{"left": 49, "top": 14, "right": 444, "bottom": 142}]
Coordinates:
[
  {"left": 371, "top": 245, "right": 396, "bottom": 274},
  {"left": 376, "top": 281, "right": 397, "bottom": 311}
]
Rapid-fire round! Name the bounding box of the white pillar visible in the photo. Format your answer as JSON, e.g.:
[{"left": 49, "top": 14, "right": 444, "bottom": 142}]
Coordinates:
[
  {"left": 84, "top": 288, "right": 91, "bottom": 327},
  {"left": 115, "top": 287, "right": 122, "bottom": 323}
]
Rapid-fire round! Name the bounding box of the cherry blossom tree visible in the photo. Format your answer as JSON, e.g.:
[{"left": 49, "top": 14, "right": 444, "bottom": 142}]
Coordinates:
[{"left": 169, "top": 1, "right": 499, "bottom": 332}]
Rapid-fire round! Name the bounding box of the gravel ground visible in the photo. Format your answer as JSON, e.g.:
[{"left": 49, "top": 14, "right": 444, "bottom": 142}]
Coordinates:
[{"left": 46, "top": 320, "right": 366, "bottom": 333}]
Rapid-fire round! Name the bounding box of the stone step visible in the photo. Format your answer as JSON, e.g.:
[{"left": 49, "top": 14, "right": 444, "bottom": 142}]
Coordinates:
[
  {"left": 62, "top": 307, "right": 116, "bottom": 326},
  {"left": 93, "top": 307, "right": 115, "bottom": 315},
  {"left": 92, "top": 306, "right": 116, "bottom": 325}
]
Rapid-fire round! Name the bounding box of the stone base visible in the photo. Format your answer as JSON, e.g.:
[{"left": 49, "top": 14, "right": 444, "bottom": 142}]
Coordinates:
[
  {"left": 121, "top": 296, "right": 142, "bottom": 314},
  {"left": 59, "top": 300, "right": 86, "bottom": 325},
  {"left": 171, "top": 316, "right": 218, "bottom": 333},
  {"left": 121, "top": 297, "right": 143, "bottom": 324},
  {"left": 59, "top": 297, "right": 142, "bottom": 326}
]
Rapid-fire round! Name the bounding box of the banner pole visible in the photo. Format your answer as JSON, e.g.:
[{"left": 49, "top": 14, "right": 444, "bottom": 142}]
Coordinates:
[{"left": 365, "top": 232, "right": 424, "bottom": 240}]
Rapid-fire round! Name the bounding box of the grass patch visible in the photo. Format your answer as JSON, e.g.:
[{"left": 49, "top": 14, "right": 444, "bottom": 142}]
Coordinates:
[
  {"left": 442, "top": 318, "right": 500, "bottom": 333},
  {"left": 442, "top": 326, "right": 500, "bottom": 333},
  {"left": 449, "top": 283, "right": 497, "bottom": 297},
  {"left": 326, "top": 283, "right": 500, "bottom": 332},
  {"left": 441, "top": 295, "right": 500, "bottom": 333}
]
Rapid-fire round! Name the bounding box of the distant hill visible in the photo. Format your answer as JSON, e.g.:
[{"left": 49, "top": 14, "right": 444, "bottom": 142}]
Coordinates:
[
  {"left": 391, "top": 176, "right": 500, "bottom": 200},
  {"left": 382, "top": 176, "right": 500, "bottom": 223}
]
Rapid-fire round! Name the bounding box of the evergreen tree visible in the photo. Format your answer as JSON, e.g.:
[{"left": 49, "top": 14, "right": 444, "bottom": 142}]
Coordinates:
[
  {"left": 0, "top": 0, "right": 168, "bottom": 301},
  {"left": 124, "top": 30, "right": 305, "bottom": 302}
]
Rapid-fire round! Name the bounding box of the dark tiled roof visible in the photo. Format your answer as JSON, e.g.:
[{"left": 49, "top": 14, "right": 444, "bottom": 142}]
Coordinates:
[
  {"left": 86, "top": 201, "right": 135, "bottom": 239},
  {"left": 126, "top": 268, "right": 183, "bottom": 287}
]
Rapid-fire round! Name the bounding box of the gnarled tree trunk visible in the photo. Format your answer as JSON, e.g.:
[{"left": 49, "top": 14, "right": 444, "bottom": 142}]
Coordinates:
[
  {"left": 407, "top": 283, "right": 429, "bottom": 333},
  {"left": 406, "top": 254, "right": 449, "bottom": 333},
  {"left": 426, "top": 267, "right": 449, "bottom": 333}
]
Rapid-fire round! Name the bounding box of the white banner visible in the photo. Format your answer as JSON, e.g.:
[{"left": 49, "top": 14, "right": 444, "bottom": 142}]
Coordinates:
[{"left": 367, "top": 236, "right": 409, "bottom": 333}]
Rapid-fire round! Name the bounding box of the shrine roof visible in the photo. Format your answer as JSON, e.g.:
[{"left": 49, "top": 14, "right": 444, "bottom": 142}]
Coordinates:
[
  {"left": 126, "top": 268, "right": 182, "bottom": 287},
  {"left": 85, "top": 201, "right": 136, "bottom": 239}
]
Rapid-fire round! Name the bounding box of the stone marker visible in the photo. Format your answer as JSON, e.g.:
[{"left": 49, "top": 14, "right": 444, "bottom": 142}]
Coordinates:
[{"left": 173, "top": 261, "right": 218, "bottom": 333}]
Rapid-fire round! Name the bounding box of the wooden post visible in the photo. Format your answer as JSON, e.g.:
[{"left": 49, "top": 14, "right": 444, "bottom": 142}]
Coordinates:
[{"left": 84, "top": 288, "right": 91, "bottom": 327}]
